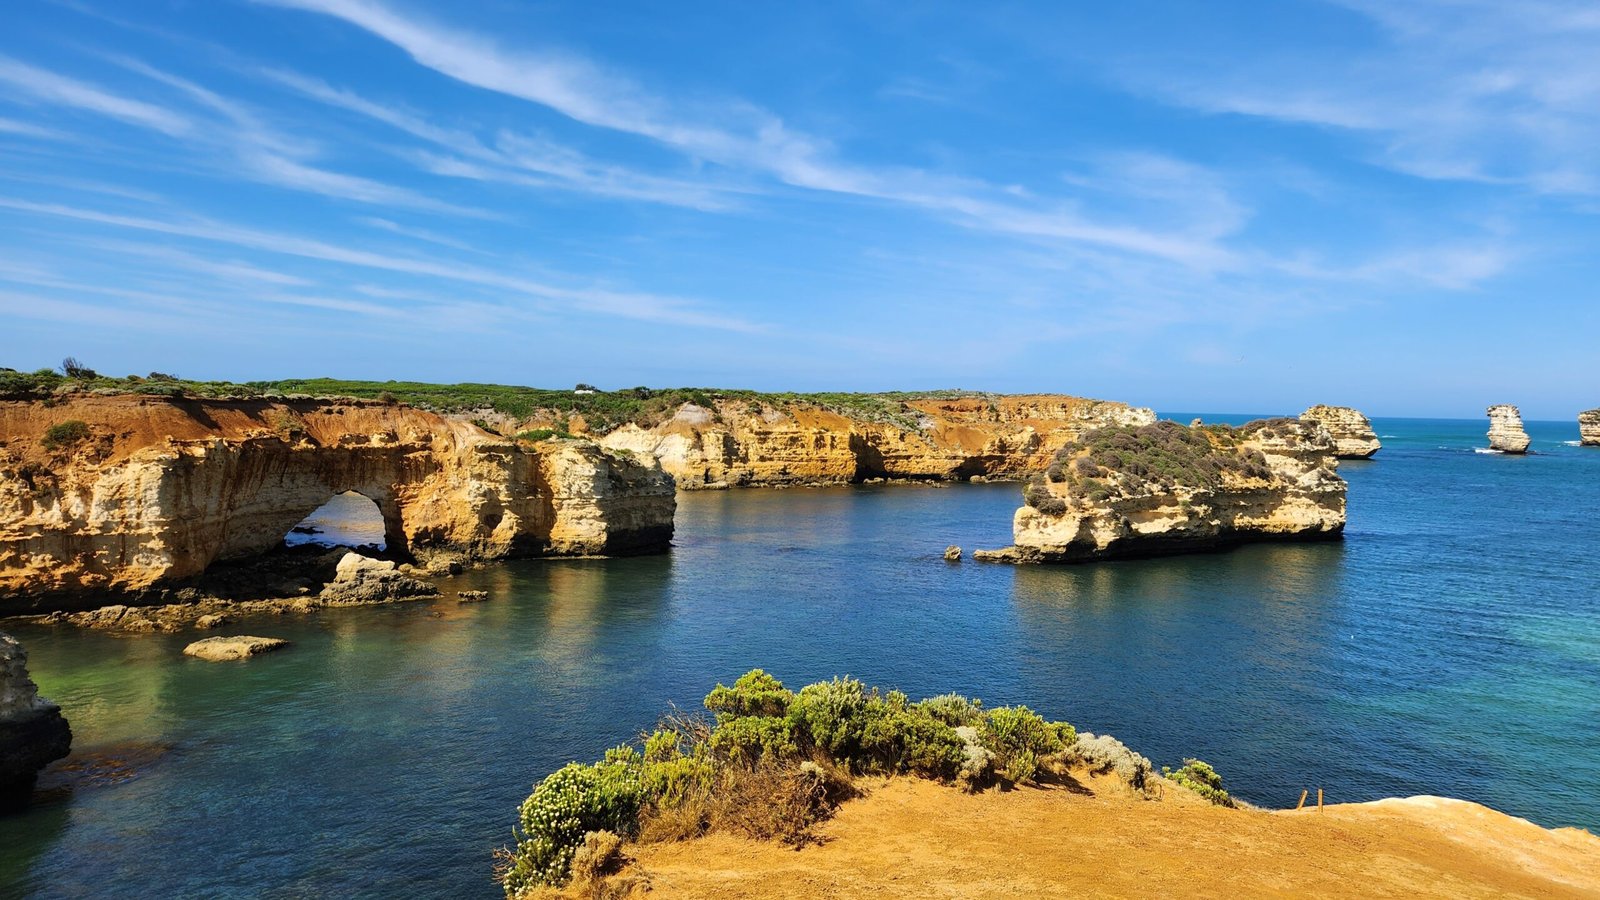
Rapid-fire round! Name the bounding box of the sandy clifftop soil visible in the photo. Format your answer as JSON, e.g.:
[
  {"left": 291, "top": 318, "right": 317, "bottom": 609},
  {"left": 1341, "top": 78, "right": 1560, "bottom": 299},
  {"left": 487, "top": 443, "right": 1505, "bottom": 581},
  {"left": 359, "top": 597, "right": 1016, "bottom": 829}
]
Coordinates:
[{"left": 628, "top": 776, "right": 1600, "bottom": 899}]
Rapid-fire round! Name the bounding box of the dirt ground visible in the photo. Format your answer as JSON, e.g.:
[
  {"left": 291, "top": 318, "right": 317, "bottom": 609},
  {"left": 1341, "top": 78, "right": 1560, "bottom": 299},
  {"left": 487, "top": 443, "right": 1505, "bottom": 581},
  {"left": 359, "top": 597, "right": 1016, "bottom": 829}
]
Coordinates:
[{"left": 625, "top": 774, "right": 1600, "bottom": 899}]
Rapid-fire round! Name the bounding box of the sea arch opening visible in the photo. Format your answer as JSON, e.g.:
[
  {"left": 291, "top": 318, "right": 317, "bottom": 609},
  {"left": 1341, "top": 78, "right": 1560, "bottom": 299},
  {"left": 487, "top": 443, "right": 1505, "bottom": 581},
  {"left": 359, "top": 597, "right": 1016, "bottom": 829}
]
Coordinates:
[{"left": 284, "top": 490, "right": 389, "bottom": 552}]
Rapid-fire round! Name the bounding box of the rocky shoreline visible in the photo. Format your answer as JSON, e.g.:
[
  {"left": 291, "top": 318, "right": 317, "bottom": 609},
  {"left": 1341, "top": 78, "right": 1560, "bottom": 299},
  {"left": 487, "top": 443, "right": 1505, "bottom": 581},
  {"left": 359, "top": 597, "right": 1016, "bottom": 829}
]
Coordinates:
[
  {"left": 0, "top": 394, "right": 675, "bottom": 614},
  {"left": 0, "top": 632, "right": 71, "bottom": 811},
  {"left": 594, "top": 394, "right": 1156, "bottom": 489}
]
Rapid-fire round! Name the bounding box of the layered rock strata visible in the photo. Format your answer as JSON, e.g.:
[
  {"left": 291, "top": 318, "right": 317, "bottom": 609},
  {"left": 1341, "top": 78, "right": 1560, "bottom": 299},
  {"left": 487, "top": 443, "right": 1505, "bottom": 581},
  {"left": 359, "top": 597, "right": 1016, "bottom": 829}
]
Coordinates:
[
  {"left": 979, "top": 418, "right": 1346, "bottom": 563},
  {"left": 1579, "top": 409, "right": 1600, "bottom": 446},
  {"left": 1299, "top": 405, "right": 1380, "bottom": 459},
  {"left": 1486, "top": 405, "right": 1531, "bottom": 454},
  {"left": 0, "top": 632, "right": 71, "bottom": 810},
  {"left": 597, "top": 395, "right": 1156, "bottom": 489},
  {"left": 0, "top": 395, "right": 674, "bottom": 613}
]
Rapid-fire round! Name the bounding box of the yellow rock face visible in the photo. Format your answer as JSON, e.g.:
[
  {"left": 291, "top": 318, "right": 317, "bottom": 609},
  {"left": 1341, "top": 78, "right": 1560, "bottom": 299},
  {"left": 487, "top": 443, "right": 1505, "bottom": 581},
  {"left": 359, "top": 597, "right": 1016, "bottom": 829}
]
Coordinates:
[
  {"left": 1299, "top": 405, "right": 1381, "bottom": 459},
  {"left": 0, "top": 395, "right": 674, "bottom": 610},
  {"left": 598, "top": 395, "right": 1156, "bottom": 488}
]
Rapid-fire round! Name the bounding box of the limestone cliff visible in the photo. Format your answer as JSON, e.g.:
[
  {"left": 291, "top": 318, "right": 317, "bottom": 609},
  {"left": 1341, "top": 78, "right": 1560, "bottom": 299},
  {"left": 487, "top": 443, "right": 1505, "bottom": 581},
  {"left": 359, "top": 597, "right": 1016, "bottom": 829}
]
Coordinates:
[
  {"left": 0, "top": 395, "right": 674, "bottom": 612},
  {"left": 1485, "top": 404, "right": 1531, "bottom": 454},
  {"left": 979, "top": 419, "right": 1345, "bottom": 563},
  {"left": 596, "top": 395, "right": 1156, "bottom": 488},
  {"left": 1579, "top": 409, "right": 1600, "bottom": 447},
  {"left": 1299, "top": 405, "right": 1380, "bottom": 459},
  {"left": 0, "top": 632, "right": 71, "bottom": 810}
]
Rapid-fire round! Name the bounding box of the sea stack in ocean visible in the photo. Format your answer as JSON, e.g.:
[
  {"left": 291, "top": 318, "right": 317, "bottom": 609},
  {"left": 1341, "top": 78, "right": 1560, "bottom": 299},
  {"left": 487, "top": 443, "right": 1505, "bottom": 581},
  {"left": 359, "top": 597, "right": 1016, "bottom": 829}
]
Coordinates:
[
  {"left": 1299, "top": 405, "right": 1380, "bottom": 459},
  {"left": 1486, "top": 405, "right": 1531, "bottom": 454},
  {"left": 1580, "top": 409, "right": 1600, "bottom": 447},
  {"left": 974, "top": 418, "right": 1346, "bottom": 563},
  {"left": 0, "top": 632, "right": 71, "bottom": 811}
]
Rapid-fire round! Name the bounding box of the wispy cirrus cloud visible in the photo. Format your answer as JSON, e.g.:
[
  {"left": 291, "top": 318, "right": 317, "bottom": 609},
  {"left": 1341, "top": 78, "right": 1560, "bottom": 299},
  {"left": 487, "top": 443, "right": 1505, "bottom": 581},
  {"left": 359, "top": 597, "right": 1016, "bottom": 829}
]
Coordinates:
[
  {"left": 256, "top": 0, "right": 1248, "bottom": 269},
  {"left": 0, "top": 196, "right": 767, "bottom": 332},
  {"left": 0, "top": 54, "right": 192, "bottom": 136},
  {"left": 1116, "top": 0, "right": 1600, "bottom": 195}
]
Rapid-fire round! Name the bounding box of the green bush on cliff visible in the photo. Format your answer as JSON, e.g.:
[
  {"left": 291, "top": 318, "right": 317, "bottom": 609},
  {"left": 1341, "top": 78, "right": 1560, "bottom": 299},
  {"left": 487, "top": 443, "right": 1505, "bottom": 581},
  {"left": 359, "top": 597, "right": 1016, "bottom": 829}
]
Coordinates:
[
  {"left": 498, "top": 671, "right": 1086, "bottom": 893},
  {"left": 1162, "top": 758, "right": 1235, "bottom": 807},
  {"left": 40, "top": 420, "right": 91, "bottom": 450},
  {"left": 501, "top": 748, "right": 647, "bottom": 894}
]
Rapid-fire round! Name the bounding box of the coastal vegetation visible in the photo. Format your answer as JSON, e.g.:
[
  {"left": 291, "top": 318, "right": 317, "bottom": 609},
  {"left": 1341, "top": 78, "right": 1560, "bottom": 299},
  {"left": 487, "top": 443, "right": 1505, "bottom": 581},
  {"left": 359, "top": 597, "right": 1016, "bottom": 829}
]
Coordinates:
[
  {"left": 0, "top": 365, "right": 995, "bottom": 435},
  {"left": 496, "top": 670, "right": 1207, "bottom": 896},
  {"left": 1026, "top": 419, "right": 1282, "bottom": 515}
]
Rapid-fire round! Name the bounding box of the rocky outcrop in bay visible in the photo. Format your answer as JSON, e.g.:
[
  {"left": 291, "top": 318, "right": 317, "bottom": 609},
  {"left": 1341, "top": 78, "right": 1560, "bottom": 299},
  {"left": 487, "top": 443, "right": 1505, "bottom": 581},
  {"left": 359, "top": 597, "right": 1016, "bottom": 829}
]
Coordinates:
[
  {"left": 978, "top": 419, "right": 1346, "bottom": 563},
  {"left": 1, "top": 632, "right": 71, "bottom": 810},
  {"left": 0, "top": 395, "right": 675, "bottom": 613},
  {"left": 1486, "top": 404, "right": 1531, "bottom": 454},
  {"left": 182, "top": 635, "right": 289, "bottom": 661},
  {"left": 1580, "top": 409, "right": 1600, "bottom": 446},
  {"left": 1299, "top": 405, "right": 1380, "bottom": 459},
  {"left": 597, "top": 395, "right": 1156, "bottom": 489}
]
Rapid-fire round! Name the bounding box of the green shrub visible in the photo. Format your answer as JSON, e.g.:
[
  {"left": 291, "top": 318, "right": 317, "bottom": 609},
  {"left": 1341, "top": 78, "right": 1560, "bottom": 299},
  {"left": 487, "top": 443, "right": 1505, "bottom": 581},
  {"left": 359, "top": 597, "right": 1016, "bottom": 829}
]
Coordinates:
[
  {"left": 786, "top": 676, "right": 872, "bottom": 761},
  {"left": 513, "top": 428, "right": 576, "bottom": 442},
  {"left": 709, "top": 715, "right": 798, "bottom": 765},
  {"left": 704, "top": 669, "right": 794, "bottom": 719},
  {"left": 40, "top": 420, "right": 91, "bottom": 450},
  {"left": 981, "top": 706, "right": 1076, "bottom": 784},
  {"left": 502, "top": 748, "right": 646, "bottom": 893},
  {"left": 1162, "top": 758, "right": 1235, "bottom": 807},
  {"left": 914, "top": 693, "right": 985, "bottom": 727}
]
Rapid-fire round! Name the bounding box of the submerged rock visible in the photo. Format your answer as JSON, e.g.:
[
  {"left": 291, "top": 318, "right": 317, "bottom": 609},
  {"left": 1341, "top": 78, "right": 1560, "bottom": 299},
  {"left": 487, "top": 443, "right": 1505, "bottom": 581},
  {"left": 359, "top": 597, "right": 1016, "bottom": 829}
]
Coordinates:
[
  {"left": 1580, "top": 409, "right": 1600, "bottom": 447},
  {"left": 981, "top": 418, "right": 1345, "bottom": 563},
  {"left": 182, "top": 635, "right": 289, "bottom": 661},
  {"left": 1299, "top": 405, "right": 1380, "bottom": 459},
  {"left": 456, "top": 590, "right": 489, "bottom": 603},
  {"left": 1486, "top": 404, "right": 1531, "bottom": 454},
  {"left": 318, "top": 553, "right": 438, "bottom": 605},
  {"left": 0, "top": 632, "right": 72, "bottom": 811}
]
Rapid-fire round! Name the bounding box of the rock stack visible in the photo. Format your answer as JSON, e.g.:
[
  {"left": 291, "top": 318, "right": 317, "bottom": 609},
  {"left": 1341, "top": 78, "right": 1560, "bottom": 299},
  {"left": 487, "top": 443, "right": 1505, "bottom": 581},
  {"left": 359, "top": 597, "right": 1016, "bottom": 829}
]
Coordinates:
[
  {"left": 977, "top": 418, "right": 1346, "bottom": 564},
  {"left": 0, "top": 632, "right": 71, "bottom": 811},
  {"left": 1580, "top": 409, "right": 1600, "bottom": 447},
  {"left": 1486, "top": 405, "right": 1531, "bottom": 454},
  {"left": 1299, "top": 405, "right": 1380, "bottom": 459}
]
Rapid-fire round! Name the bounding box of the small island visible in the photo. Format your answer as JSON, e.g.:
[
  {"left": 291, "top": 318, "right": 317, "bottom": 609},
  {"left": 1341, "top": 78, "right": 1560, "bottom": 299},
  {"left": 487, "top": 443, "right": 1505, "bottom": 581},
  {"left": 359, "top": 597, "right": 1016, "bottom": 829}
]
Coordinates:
[
  {"left": 1580, "top": 409, "right": 1599, "bottom": 447},
  {"left": 1486, "top": 404, "right": 1532, "bottom": 454},
  {"left": 976, "top": 419, "right": 1346, "bottom": 563},
  {"left": 1299, "top": 405, "right": 1381, "bottom": 458}
]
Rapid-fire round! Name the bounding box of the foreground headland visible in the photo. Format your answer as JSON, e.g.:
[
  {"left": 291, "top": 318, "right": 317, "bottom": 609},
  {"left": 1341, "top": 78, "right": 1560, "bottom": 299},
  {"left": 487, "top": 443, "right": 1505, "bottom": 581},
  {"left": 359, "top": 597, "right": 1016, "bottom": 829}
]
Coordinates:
[{"left": 497, "top": 671, "right": 1600, "bottom": 900}]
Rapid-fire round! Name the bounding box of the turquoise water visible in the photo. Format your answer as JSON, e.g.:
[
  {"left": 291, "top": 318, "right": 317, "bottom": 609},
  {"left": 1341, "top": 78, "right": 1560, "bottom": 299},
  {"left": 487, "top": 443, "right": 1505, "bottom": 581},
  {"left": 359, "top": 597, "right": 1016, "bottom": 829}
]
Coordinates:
[{"left": 2, "top": 416, "right": 1598, "bottom": 897}]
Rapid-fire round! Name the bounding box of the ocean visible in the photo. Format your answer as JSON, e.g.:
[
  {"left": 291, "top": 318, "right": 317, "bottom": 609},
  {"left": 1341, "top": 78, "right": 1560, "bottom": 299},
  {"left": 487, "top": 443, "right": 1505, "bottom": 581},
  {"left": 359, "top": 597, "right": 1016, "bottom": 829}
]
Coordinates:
[{"left": 2, "top": 415, "right": 1596, "bottom": 897}]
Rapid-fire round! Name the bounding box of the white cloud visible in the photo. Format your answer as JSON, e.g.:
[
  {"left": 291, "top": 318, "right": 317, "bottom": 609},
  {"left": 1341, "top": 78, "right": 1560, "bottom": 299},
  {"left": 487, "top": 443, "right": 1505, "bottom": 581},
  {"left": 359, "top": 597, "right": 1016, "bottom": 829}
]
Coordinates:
[
  {"left": 1119, "top": 0, "right": 1600, "bottom": 196},
  {"left": 0, "top": 197, "right": 767, "bottom": 332},
  {"left": 256, "top": 0, "right": 1248, "bottom": 268},
  {"left": 0, "top": 54, "right": 193, "bottom": 136}
]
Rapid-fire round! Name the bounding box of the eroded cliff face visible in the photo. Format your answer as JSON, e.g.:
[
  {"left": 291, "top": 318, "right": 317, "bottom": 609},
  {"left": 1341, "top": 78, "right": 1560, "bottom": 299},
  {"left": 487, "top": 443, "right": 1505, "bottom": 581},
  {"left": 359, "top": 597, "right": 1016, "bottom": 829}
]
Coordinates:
[
  {"left": 0, "top": 632, "right": 71, "bottom": 810},
  {"left": 1579, "top": 409, "right": 1600, "bottom": 447},
  {"left": 1299, "top": 405, "right": 1380, "bottom": 459},
  {"left": 597, "top": 395, "right": 1156, "bottom": 488},
  {"left": 1486, "top": 404, "right": 1531, "bottom": 454},
  {"left": 982, "top": 419, "right": 1346, "bottom": 563},
  {"left": 0, "top": 395, "right": 674, "bottom": 611}
]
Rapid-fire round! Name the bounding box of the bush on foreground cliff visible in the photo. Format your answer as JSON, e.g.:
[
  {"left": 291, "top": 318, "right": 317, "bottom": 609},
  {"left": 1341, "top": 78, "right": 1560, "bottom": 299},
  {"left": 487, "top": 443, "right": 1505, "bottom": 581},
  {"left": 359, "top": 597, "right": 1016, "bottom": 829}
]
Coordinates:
[
  {"left": 1162, "top": 758, "right": 1235, "bottom": 807},
  {"left": 497, "top": 670, "right": 1087, "bottom": 896}
]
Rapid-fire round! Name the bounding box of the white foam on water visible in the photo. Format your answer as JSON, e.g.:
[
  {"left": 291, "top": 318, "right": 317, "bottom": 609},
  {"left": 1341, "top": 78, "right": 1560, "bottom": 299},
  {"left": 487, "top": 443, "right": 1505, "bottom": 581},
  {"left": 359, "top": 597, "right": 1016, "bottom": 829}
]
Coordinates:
[
  {"left": 1472, "top": 447, "right": 1502, "bottom": 454},
  {"left": 1563, "top": 440, "right": 1581, "bottom": 447}
]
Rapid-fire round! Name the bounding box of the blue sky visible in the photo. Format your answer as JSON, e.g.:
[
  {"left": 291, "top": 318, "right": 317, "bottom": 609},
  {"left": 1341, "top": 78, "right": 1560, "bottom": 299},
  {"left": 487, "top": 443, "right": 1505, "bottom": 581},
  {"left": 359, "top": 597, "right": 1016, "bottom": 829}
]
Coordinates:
[{"left": 2, "top": 0, "right": 1597, "bottom": 417}]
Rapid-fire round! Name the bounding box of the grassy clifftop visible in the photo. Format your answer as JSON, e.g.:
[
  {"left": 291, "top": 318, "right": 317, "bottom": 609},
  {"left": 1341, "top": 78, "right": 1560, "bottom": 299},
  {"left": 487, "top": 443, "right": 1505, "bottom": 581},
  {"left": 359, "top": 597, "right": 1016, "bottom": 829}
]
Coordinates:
[{"left": 0, "top": 366, "right": 994, "bottom": 433}]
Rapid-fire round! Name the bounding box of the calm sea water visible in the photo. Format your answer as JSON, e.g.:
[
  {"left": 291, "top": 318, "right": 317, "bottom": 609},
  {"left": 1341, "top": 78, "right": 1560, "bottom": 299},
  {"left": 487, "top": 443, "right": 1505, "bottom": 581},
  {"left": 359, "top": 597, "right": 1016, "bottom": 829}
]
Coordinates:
[{"left": 2, "top": 416, "right": 1597, "bottom": 898}]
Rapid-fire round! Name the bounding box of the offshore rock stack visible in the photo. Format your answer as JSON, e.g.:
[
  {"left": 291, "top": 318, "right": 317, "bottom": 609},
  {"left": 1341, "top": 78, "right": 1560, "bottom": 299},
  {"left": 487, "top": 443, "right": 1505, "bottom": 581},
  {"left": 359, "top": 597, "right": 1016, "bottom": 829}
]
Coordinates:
[
  {"left": 1298, "top": 405, "right": 1380, "bottom": 459},
  {"left": 976, "top": 418, "right": 1346, "bottom": 564},
  {"left": 1579, "top": 409, "right": 1600, "bottom": 447},
  {"left": 1485, "top": 405, "right": 1531, "bottom": 454}
]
